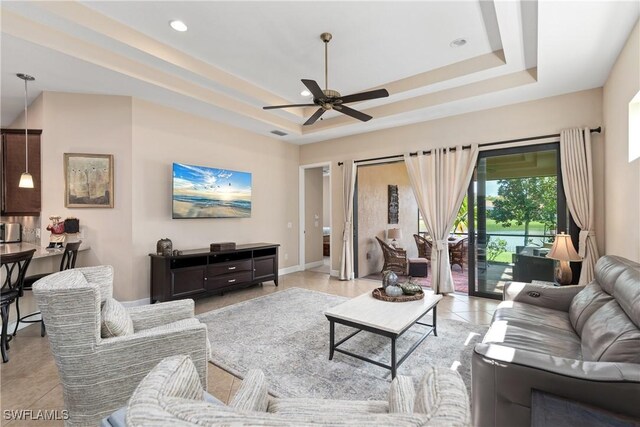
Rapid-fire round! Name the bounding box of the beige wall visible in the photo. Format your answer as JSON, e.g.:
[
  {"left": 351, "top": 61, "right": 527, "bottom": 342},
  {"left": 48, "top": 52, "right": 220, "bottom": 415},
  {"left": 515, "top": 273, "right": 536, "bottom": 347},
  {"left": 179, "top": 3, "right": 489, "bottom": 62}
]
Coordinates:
[
  {"left": 300, "top": 88, "right": 604, "bottom": 272},
  {"left": 34, "top": 92, "right": 135, "bottom": 299},
  {"left": 131, "top": 99, "right": 300, "bottom": 300},
  {"left": 304, "top": 167, "right": 324, "bottom": 265},
  {"left": 357, "top": 162, "right": 418, "bottom": 277},
  {"left": 603, "top": 20, "right": 640, "bottom": 262}
]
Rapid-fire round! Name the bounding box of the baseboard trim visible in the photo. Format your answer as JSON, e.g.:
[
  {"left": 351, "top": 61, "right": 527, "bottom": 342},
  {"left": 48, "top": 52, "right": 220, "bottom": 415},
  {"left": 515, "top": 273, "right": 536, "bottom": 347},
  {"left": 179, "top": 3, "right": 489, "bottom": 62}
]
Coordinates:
[
  {"left": 279, "top": 265, "right": 301, "bottom": 276},
  {"left": 330, "top": 269, "right": 340, "bottom": 277},
  {"left": 7, "top": 313, "right": 42, "bottom": 334},
  {"left": 304, "top": 260, "right": 325, "bottom": 269}
]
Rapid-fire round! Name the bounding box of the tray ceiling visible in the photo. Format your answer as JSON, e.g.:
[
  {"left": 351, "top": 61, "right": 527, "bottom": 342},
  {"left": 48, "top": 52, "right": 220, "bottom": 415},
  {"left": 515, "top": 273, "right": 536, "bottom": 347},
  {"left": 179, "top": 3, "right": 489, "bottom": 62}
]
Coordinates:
[{"left": 1, "top": 1, "right": 638, "bottom": 144}]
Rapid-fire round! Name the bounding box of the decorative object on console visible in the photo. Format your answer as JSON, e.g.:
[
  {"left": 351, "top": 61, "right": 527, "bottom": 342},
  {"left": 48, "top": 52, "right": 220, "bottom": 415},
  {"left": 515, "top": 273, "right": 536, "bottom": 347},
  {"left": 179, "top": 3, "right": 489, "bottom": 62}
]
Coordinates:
[
  {"left": 64, "top": 153, "right": 114, "bottom": 208},
  {"left": 387, "top": 185, "right": 399, "bottom": 224},
  {"left": 17, "top": 74, "right": 35, "bottom": 189},
  {"left": 156, "top": 238, "right": 172, "bottom": 256},
  {"left": 210, "top": 242, "right": 236, "bottom": 252},
  {"left": 46, "top": 216, "right": 65, "bottom": 249},
  {"left": 172, "top": 163, "right": 251, "bottom": 219},
  {"left": 387, "top": 227, "right": 402, "bottom": 248},
  {"left": 546, "top": 232, "right": 582, "bottom": 285}
]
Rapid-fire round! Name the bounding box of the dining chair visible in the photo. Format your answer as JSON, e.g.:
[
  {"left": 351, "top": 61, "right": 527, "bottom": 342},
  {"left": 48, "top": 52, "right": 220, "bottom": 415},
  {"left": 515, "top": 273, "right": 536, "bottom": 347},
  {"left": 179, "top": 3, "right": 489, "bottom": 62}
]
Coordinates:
[
  {"left": 13, "top": 241, "right": 82, "bottom": 337},
  {"left": 1, "top": 249, "right": 35, "bottom": 362}
]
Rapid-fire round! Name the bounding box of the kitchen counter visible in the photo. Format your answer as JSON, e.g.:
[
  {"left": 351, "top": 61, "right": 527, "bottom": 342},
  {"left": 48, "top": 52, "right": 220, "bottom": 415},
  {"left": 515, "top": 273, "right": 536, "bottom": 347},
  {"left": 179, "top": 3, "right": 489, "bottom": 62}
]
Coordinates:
[{"left": 0, "top": 242, "right": 90, "bottom": 259}]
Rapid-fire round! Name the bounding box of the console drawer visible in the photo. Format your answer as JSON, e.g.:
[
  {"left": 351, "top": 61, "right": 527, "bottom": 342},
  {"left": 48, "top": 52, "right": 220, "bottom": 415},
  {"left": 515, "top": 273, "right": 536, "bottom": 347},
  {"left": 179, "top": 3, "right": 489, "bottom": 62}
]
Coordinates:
[
  {"left": 207, "top": 271, "right": 253, "bottom": 290},
  {"left": 208, "top": 259, "right": 252, "bottom": 277}
]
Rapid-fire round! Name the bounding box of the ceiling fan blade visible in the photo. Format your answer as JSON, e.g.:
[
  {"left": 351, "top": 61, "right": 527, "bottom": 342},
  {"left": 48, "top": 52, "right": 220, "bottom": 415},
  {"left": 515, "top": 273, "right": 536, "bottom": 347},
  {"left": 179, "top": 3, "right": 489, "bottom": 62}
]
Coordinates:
[
  {"left": 301, "top": 79, "right": 325, "bottom": 100},
  {"left": 334, "top": 105, "right": 372, "bottom": 122},
  {"left": 304, "top": 108, "right": 326, "bottom": 126},
  {"left": 337, "top": 88, "right": 389, "bottom": 104},
  {"left": 263, "top": 103, "right": 316, "bottom": 110}
]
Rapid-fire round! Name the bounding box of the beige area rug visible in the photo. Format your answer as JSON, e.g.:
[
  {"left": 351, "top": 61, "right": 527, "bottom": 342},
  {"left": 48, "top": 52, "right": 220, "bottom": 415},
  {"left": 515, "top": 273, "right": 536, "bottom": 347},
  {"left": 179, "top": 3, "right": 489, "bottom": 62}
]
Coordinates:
[{"left": 196, "top": 288, "right": 486, "bottom": 400}]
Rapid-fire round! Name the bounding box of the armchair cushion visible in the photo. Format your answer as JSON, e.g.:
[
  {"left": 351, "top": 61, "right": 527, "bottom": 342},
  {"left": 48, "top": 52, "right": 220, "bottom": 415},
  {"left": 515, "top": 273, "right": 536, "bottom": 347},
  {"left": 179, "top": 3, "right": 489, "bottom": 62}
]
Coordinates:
[
  {"left": 100, "top": 297, "right": 134, "bottom": 338},
  {"left": 493, "top": 300, "right": 575, "bottom": 333}
]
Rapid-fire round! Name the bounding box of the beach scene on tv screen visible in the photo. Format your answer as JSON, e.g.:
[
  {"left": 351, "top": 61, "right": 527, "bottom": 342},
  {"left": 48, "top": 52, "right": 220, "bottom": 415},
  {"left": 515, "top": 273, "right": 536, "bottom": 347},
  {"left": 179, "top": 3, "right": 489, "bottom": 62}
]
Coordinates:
[{"left": 173, "top": 163, "right": 251, "bottom": 218}]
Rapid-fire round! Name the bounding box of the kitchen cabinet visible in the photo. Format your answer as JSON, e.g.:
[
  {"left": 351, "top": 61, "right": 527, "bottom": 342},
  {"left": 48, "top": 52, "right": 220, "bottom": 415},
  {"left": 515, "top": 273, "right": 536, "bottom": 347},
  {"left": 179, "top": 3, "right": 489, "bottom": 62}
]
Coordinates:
[{"left": 1, "top": 129, "right": 41, "bottom": 215}]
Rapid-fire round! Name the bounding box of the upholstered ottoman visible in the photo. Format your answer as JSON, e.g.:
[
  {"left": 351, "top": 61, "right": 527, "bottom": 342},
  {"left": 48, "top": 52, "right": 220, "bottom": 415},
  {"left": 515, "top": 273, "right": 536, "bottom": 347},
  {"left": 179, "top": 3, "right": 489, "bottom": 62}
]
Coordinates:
[{"left": 408, "top": 258, "right": 428, "bottom": 277}]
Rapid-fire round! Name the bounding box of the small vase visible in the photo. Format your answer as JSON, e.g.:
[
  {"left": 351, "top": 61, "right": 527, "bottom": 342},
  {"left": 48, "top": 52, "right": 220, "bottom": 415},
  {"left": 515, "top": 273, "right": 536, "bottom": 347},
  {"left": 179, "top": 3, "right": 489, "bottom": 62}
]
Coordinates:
[{"left": 157, "top": 238, "right": 173, "bottom": 256}]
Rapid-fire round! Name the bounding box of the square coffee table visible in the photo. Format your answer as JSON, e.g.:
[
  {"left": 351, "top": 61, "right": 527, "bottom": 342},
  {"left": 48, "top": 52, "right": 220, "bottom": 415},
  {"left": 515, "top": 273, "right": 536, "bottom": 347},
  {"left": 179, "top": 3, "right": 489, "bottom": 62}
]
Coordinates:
[{"left": 324, "top": 291, "right": 442, "bottom": 378}]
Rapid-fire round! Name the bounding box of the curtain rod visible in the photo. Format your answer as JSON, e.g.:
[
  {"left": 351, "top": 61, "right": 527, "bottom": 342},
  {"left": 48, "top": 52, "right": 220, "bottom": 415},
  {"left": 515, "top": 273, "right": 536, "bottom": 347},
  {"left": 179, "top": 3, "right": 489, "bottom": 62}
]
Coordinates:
[{"left": 338, "top": 127, "right": 601, "bottom": 166}]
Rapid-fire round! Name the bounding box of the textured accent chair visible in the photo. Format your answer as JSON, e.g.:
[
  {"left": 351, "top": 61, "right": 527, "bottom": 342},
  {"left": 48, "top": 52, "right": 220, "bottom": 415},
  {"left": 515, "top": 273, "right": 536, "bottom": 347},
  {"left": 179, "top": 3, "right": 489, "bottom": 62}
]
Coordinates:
[
  {"left": 473, "top": 255, "right": 640, "bottom": 426},
  {"left": 375, "top": 236, "right": 408, "bottom": 275},
  {"left": 123, "top": 355, "right": 471, "bottom": 426},
  {"left": 32, "top": 266, "right": 209, "bottom": 427},
  {"left": 413, "top": 234, "right": 433, "bottom": 260}
]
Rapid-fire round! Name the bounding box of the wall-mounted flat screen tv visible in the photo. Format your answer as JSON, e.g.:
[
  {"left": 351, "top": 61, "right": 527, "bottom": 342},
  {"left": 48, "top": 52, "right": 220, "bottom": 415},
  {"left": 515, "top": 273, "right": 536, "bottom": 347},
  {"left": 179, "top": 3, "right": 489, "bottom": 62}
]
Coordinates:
[{"left": 172, "top": 163, "right": 252, "bottom": 219}]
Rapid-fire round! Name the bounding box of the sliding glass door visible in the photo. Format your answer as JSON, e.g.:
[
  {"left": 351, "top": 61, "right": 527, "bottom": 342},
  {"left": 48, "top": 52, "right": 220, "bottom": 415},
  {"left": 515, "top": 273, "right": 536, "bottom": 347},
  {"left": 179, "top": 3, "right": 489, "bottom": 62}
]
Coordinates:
[{"left": 468, "top": 143, "right": 567, "bottom": 299}]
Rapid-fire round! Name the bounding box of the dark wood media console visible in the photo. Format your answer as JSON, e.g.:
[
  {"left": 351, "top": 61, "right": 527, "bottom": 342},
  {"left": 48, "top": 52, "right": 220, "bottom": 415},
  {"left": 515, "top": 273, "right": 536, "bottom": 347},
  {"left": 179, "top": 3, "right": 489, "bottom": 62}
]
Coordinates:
[{"left": 149, "top": 243, "right": 279, "bottom": 303}]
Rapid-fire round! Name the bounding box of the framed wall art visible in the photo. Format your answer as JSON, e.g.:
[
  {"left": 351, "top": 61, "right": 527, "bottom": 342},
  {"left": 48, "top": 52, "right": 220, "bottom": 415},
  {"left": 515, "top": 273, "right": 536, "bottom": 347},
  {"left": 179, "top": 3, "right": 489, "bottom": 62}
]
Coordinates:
[{"left": 64, "top": 153, "right": 114, "bottom": 208}]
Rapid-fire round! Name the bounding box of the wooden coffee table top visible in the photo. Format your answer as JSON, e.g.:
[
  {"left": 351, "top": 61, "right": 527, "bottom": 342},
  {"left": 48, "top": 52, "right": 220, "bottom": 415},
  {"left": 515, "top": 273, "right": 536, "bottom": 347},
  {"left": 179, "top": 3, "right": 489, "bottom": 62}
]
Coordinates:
[{"left": 324, "top": 290, "right": 442, "bottom": 334}]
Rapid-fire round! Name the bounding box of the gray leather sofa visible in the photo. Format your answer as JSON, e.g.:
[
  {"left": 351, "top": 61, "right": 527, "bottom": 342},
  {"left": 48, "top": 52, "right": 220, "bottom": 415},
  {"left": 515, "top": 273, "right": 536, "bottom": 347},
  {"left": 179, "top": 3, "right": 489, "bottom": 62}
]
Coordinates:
[{"left": 472, "top": 255, "right": 640, "bottom": 427}]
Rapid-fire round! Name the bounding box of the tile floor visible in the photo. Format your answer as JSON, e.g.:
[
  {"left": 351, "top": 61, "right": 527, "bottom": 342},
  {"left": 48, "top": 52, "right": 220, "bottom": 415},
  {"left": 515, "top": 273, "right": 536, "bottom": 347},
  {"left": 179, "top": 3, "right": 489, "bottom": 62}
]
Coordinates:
[{"left": 0, "top": 270, "right": 500, "bottom": 426}]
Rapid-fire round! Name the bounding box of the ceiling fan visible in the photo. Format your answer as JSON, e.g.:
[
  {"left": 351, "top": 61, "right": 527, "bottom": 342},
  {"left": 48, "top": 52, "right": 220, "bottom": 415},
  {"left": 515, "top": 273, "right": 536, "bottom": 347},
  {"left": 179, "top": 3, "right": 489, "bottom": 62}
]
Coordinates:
[{"left": 263, "top": 32, "right": 389, "bottom": 126}]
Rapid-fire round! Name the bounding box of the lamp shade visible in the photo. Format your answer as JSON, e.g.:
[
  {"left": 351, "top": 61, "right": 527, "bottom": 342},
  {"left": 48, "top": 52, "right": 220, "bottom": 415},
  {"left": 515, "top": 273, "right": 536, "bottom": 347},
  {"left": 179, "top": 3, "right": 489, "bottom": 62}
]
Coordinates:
[
  {"left": 388, "top": 228, "right": 402, "bottom": 240},
  {"left": 18, "top": 172, "right": 34, "bottom": 188},
  {"left": 546, "top": 233, "right": 581, "bottom": 262}
]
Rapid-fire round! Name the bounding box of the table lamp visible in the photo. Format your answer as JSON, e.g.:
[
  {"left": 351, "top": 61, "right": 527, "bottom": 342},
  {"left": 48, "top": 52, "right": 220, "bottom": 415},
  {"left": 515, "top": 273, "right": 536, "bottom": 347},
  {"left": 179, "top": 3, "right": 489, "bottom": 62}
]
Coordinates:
[
  {"left": 546, "top": 232, "right": 582, "bottom": 285},
  {"left": 387, "top": 228, "right": 402, "bottom": 248}
]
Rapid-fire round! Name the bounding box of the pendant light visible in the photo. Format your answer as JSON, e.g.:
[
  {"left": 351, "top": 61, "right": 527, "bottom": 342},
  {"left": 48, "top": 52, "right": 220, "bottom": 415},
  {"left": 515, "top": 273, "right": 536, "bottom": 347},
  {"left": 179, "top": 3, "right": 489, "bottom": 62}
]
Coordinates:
[{"left": 17, "top": 73, "right": 35, "bottom": 189}]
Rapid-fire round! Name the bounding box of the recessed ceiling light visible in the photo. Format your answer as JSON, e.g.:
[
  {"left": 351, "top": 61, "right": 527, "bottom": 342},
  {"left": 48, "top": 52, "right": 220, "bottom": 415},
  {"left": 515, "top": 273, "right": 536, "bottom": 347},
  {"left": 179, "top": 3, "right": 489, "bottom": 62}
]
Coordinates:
[
  {"left": 450, "top": 38, "right": 467, "bottom": 48},
  {"left": 300, "top": 90, "right": 311, "bottom": 97},
  {"left": 169, "top": 20, "right": 188, "bottom": 32}
]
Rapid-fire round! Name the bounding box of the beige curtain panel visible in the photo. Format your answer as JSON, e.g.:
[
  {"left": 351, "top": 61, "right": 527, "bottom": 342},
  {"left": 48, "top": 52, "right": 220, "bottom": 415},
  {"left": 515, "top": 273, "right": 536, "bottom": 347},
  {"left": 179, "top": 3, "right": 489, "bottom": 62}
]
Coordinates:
[
  {"left": 339, "top": 160, "right": 357, "bottom": 280},
  {"left": 560, "top": 127, "right": 599, "bottom": 285},
  {"left": 405, "top": 146, "right": 478, "bottom": 294}
]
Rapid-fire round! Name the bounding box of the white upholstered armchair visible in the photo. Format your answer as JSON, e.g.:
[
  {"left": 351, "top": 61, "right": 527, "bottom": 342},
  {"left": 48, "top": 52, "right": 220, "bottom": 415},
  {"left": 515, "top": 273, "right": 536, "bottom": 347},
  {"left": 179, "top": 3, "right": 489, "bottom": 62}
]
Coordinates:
[{"left": 33, "top": 266, "right": 209, "bottom": 427}]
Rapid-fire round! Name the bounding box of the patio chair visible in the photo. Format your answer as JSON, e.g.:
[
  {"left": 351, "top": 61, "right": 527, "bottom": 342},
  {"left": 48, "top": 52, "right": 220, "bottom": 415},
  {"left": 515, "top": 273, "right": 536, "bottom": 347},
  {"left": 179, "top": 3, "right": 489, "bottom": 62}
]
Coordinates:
[
  {"left": 413, "top": 234, "right": 433, "bottom": 260},
  {"left": 375, "top": 236, "right": 408, "bottom": 275},
  {"left": 449, "top": 238, "right": 466, "bottom": 270}
]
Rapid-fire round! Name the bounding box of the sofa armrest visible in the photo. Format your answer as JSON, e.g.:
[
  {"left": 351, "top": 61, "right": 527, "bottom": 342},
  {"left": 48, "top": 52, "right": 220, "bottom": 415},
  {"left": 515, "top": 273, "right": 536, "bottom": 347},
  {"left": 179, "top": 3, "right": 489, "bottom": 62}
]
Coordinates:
[
  {"left": 472, "top": 343, "right": 640, "bottom": 426},
  {"left": 414, "top": 367, "right": 471, "bottom": 425},
  {"left": 126, "top": 299, "right": 195, "bottom": 331},
  {"left": 230, "top": 369, "right": 269, "bottom": 412},
  {"left": 503, "top": 282, "right": 585, "bottom": 312},
  {"left": 388, "top": 375, "right": 415, "bottom": 413}
]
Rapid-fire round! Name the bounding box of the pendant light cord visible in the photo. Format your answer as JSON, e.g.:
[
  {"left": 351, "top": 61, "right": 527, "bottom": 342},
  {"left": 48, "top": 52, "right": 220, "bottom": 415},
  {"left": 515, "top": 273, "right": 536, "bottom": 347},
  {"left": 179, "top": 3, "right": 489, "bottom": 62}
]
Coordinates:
[{"left": 24, "top": 77, "right": 29, "bottom": 174}]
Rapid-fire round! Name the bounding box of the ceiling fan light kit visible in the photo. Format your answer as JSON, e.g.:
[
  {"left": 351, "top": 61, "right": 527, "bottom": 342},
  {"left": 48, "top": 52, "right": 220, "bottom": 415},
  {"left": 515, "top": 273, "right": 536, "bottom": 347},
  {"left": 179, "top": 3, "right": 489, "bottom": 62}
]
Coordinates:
[{"left": 264, "top": 32, "right": 389, "bottom": 125}]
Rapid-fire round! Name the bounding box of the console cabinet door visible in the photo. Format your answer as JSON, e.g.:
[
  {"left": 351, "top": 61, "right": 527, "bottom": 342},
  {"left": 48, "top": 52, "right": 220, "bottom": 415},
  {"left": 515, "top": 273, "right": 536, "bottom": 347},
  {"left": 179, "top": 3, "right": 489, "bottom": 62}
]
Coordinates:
[
  {"left": 170, "top": 266, "right": 206, "bottom": 299},
  {"left": 254, "top": 255, "right": 276, "bottom": 281}
]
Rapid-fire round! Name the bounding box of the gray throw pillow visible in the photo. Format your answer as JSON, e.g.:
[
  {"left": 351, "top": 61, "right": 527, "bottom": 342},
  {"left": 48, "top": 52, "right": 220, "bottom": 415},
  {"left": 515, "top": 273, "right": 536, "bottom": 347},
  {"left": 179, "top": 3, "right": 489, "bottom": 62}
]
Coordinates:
[{"left": 101, "top": 297, "right": 134, "bottom": 338}]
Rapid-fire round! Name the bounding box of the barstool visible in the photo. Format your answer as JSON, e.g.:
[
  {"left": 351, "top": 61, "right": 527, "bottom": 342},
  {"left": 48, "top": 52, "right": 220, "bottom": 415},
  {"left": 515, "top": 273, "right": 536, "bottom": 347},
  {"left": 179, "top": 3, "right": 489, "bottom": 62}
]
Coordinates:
[
  {"left": 14, "top": 241, "right": 81, "bottom": 337},
  {"left": 1, "top": 249, "right": 35, "bottom": 363}
]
